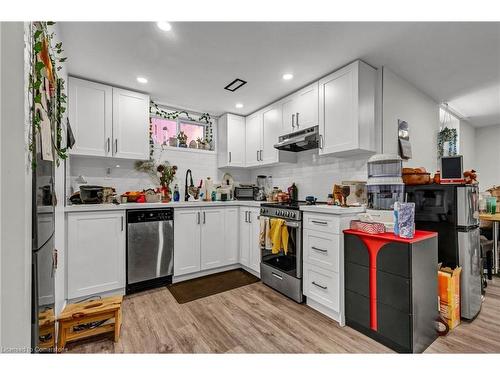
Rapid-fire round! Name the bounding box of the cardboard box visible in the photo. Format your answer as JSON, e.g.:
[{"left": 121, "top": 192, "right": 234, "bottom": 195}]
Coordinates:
[{"left": 438, "top": 266, "right": 461, "bottom": 330}]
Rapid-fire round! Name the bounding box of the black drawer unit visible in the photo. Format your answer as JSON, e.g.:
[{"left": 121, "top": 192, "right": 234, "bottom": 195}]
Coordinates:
[{"left": 343, "top": 230, "right": 439, "bottom": 353}]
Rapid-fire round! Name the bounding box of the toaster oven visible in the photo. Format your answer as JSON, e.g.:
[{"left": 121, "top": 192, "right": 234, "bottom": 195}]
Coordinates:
[{"left": 234, "top": 186, "right": 257, "bottom": 200}]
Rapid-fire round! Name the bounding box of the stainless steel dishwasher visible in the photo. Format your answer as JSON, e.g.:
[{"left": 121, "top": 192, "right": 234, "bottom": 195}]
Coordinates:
[{"left": 126, "top": 208, "right": 174, "bottom": 294}]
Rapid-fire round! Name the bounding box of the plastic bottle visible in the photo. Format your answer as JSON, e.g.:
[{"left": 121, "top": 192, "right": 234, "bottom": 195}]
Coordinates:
[
  {"left": 173, "top": 184, "right": 180, "bottom": 202},
  {"left": 393, "top": 201, "right": 400, "bottom": 236}
]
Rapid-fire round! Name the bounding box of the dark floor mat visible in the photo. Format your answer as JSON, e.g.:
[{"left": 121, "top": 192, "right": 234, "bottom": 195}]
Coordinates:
[{"left": 167, "top": 268, "right": 260, "bottom": 304}]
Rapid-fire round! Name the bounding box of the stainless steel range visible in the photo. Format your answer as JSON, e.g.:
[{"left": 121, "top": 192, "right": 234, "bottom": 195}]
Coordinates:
[{"left": 259, "top": 202, "right": 304, "bottom": 303}]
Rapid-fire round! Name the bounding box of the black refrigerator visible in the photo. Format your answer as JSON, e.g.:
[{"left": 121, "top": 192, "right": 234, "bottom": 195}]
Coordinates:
[
  {"left": 31, "top": 146, "right": 56, "bottom": 350},
  {"left": 406, "top": 184, "right": 482, "bottom": 320}
]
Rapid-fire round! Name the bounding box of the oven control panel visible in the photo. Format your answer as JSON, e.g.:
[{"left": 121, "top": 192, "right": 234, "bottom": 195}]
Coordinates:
[{"left": 260, "top": 206, "right": 301, "bottom": 221}]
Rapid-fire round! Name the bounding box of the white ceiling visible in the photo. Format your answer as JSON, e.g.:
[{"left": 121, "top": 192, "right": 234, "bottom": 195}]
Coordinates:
[{"left": 59, "top": 22, "right": 500, "bottom": 127}]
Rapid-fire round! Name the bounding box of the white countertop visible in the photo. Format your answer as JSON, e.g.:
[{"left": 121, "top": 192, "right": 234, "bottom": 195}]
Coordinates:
[
  {"left": 300, "top": 204, "right": 365, "bottom": 215},
  {"left": 65, "top": 200, "right": 263, "bottom": 212}
]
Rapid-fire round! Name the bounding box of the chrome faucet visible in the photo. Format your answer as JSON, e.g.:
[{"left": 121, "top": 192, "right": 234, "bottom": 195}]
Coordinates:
[{"left": 185, "top": 169, "right": 194, "bottom": 201}]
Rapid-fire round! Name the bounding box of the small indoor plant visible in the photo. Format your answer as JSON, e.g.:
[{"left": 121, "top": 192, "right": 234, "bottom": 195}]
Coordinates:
[
  {"left": 196, "top": 137, "right": 207, "bottom": 149},
  {"left": 177, "top": 131, "right": 188, "bottom": 147},
  {"left": 135, "top": 161, "right": 178, "bottom": 202}
]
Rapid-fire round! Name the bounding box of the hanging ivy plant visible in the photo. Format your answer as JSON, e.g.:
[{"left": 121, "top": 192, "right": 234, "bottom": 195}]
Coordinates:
[
  {"left": 29, "top": 21, "right": 68, "bottom": 168},
  {"left": 437, "top": 126, "right": 457, "bottom": 158}
]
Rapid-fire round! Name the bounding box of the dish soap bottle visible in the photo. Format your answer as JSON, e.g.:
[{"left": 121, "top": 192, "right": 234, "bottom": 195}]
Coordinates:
[{"left": 173, "top": 184, "right": 180, "bottom": 202}]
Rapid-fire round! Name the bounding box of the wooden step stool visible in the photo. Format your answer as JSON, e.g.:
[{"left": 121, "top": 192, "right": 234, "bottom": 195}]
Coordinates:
[{"left": 57, "top": 295, "right": 123, "bottom": 351}]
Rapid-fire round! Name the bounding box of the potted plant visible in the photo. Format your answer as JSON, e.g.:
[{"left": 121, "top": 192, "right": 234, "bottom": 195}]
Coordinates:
[
  {"left": 177, "top": 131, "right": 188, "bottom": 148},
  {"left": 156, "top": 163, "right": 178, "bottom": 202},
  {"left": 135, "top": 161, "right": 178, "bottom": 202},
  {"left": 196, "top": 137, "right": 207, "bottom": 149}
]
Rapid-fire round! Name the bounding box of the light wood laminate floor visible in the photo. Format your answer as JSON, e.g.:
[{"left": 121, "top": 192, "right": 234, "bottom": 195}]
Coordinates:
[{"left": 66, "top": 277, "right": 500, "bottom": 353}]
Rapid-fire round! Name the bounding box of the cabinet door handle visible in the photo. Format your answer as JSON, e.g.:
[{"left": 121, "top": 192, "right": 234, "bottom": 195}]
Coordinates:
[
  {"left": 248, "top": 211, "right": 252, "bottom": 223},
  {"left": 244, "top": 211, "right": 248, "bottom": 223},
  {"left": 257, "top": 150, "right": 260, "bottom": 161},
  {"left": 203, "top": 211, "right": 206, "bottom": 224},
  {"left": 296, "top": 112, "right": 299, "bottom": 128},
  {"left": 319, "top": 134, "right": 324, "bottom": 149},
  {"left": 121, "top": 216, "right": 124, "bottom": 231},
  {"left": 292, "top": 113, "right": 295, "bottom": 129},
  {"left": 114, "top": 139, "right": 118, "bottom": 154},
  {"left": 312, "top": 246, "right": 328, "bottom": 253},
  {"left": 272, "top": 272, "right": 283, "bottom": 280},
  {"left": 259, "top": 150, "right": 263, "bottom": 161},
  {"left": 107, "top": 138, "right": 110, "bottom": 153},
  {"left": 229, "top": 151, "right": 231, "bottom": 163},
  {"left": 197, "top": 212, "right": 200, "bottom": 225},
  {"left": 311, "top": 220, "right": 328, "bottom": 225},
  {"left": 312, "top": 281, "right": 327, "bottom": 290}
]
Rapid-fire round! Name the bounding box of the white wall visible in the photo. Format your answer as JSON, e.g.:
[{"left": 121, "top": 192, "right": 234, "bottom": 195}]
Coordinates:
[
  {"left": 459, "top": 119, "right": 476, "bottom": 172},
  {"left": 475, "top": 124, "right": 500, "bottom": 191},
  {"left": 382, "top": 67, "right": 440, "bottom": 171},
  {"left": 0, "top": 22, "right": 32, "bottom": 350}
]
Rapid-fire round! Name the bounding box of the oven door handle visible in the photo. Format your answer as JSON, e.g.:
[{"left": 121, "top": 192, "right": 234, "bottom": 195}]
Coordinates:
[
  {"left": 261, "top": 215, "right": 301, "bottom": 228},
  {"left": 272, "top": 272, "right": 283, "bottom": 280}
]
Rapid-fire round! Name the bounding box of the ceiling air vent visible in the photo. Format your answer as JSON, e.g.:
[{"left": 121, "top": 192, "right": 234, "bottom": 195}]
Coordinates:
[{"left": 224, "top": 78, "right": 247, "bottom": 92}]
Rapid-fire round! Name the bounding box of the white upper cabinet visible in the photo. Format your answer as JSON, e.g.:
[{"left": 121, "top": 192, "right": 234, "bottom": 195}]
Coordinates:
[
  {"left": 281, "top": 94, "right": 298, "bottom": 134},
  {"left": 261, "top": 104, "right": 283, "bottom": 164},
  {"left": 68, "top": 77, "right": 150, "bottom": 160},
  {"left": 68, "top": 77, "right": 112, "bottom": 157},
  {"left": 296, "top": 82, "right": 319, "bottom": 129},
  {"left": 112, "top": 88, "right": 150, "bottom": 160},
  {"left": 245, "top": 111, "right": 263, "bottom": 167},
  {"left": 281, "top": 82, "right": 319, "bottom": 134},
  {"left": 218, "top": 114, "right": 246, "bottom": 168},
  {"left": 243, "top": 107, "right": 296, "bottom": 168},
  {"left": 318, "top": 60, "right": 376, "bottom": 156}
]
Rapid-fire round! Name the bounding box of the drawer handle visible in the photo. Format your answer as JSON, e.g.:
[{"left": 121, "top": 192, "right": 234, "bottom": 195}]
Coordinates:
[
  {"left": 311, "top": 220, "right": 328, "bottom": 225},
  {"left": 312, "top": 246, "right": 327, "bottom": 253},
  {"left": 272, "top": 272, "right": 283, "bottom": 280},
  {"left": 312, "top": 281, "right": 327, "bottom": 290}
]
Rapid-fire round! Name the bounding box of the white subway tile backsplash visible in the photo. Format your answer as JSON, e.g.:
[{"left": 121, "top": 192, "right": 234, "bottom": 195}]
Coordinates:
[
  {"left": 68, "top": 146, "right": 369, "bottom": 203},
  {"left": 68, "top": 146, "right": 251, "bottom": 201},
  {"left": 250, "top": 149, "right": 369, "bottom": 201}
]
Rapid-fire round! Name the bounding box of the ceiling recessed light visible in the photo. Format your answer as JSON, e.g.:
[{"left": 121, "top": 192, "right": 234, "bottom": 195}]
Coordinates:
[
  {"left": 235, "top": 103, "right": 244, "bottom": 109},
  {"left": 157, "top": 21, "right": 172, "bottom": 32},
  {"left": 282, "top": 73, "right": 294, "bottom": 80},
  {"left": 137, "top": 76, "right": 148, "bottom": 84}
]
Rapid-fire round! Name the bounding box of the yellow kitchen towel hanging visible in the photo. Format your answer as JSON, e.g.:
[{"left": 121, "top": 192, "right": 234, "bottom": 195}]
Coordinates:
[{"left": 269, "top": 218, "right": 289, "bottom": 255}]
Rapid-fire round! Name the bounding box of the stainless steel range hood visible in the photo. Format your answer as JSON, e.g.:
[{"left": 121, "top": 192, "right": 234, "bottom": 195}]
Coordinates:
[{"left": 274, "top": 126, "right": 319, "bottom": 152}]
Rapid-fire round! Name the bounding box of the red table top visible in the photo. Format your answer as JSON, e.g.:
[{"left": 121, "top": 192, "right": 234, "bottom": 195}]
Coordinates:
[{"left": 343, "top": 229, "right": 437, "bottom": 244}]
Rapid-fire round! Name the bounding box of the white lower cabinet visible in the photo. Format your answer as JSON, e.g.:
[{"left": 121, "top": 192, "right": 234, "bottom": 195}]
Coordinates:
[
  {"left": 173, "top": 209, "right": 202, "bottom": 276},
  {"left": 67, "top": 211, "right": 126, "bottom": 299},
  {"left": 302, "top": 212, "right": 355, "bottom": 325},
  {"left": 239, "top": 207, "right": 261, "bottom": 275},
  {"left": 224, "top": 208, "right": 240, "bottom": 265},
  {"left": 200, "top": 208, "right": 226, "bottom": 270},
  {"left": 174, "top": 207, "right": 239, "bottom": 277},
  {"left": 303, "top": 263, "right": 340, "bottom": 312}
]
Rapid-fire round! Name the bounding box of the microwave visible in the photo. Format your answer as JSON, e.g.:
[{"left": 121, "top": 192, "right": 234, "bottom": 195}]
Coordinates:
[{"left": 234, "top": 186, "right": 257, "bottom": 200}]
